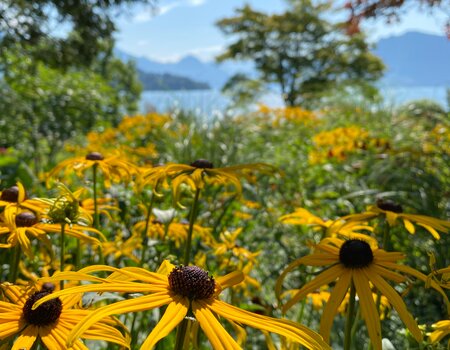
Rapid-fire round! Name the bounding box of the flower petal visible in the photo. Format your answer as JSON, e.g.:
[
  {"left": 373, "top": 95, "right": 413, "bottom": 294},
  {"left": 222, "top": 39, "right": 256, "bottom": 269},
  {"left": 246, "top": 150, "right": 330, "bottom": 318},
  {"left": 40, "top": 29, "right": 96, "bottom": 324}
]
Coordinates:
[
  {"left": 140, "top": 297, "right": 189, "bottom": 349},
  {"left": 192, "top": 301, "right": 241, "bottom": 350},
  {"left": 208, "top": 299, "right": 330, "bottom": 350},
  {"left": 319, "top": 270, "right": 351, "bottom": 343},
  {"left": 11, "top": 325, "right": 37, "bottom": 350},
  {"left": 283, "top": 264, "right": 344, "bottom": 313},
  {"left": 353, "top": 270, "right": 382, "bottom": 350},
  {"left": 366, "top": 268, "right": 422, "bottom": 342},
  {"left": 67, "top": 292, "right": 172, "bottom": 347},
  {"left": 216, "top": 271, "right": 244, "bottom": 291}
]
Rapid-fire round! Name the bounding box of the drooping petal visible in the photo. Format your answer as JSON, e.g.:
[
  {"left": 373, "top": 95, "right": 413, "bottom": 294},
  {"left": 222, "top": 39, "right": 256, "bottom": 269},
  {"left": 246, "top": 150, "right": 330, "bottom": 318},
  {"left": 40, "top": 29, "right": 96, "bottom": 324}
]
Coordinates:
[
  {"left": 276, "top": 255, "right": 338, "bottom": 300},
  {"left": 366, "top": 269, "right": 422, "bottom": 342},
  {"left": 283, "top": 264, "right": 344, "bottom": 313},
  {"left": 353, "top": 271, "right": 382, "bottom": 350},
  {"left": 402, "top": 218, "right": 415, "bottom": 234},
  {"left": 319, "top": 270, "right": 352, "bottom": 343},
  {"left": 192, "top": 301, "right": 241, "bottom": 350},
  {"left": 208, "top": 299, "right": 331, "bottom": 350},
  {"left": 370, "top": 264, "right": 406, "bottom": 284},
  {"left": 416, "top": 223, "right": 441, "bottom": 240},
  {"left": 59, "top": 313, "right": 129, "bottom": 348},
  {"left": 381, "top": 262, "right": 450, "bottom": 314},
  {"left": 140, "top": 297, "right": 189, "bottom": 349},
  {"left": 11, "top": 325, "right": 37, "bottom": 350},
  {"left": 67, "top": 292, "right": 173, "bottom": 347},
  {"left": 216, "top": 271, "right": 244, "bottom": 292}
]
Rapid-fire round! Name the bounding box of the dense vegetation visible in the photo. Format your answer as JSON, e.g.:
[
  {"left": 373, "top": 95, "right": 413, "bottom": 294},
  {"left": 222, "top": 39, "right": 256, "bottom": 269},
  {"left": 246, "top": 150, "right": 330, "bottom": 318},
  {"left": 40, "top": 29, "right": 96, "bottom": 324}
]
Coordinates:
[
  {"left": 0, "top": 96, "right": 449, "bottom": 349},
  {"left": 0, "top": 0, "right": 449, "bottom": 349}
]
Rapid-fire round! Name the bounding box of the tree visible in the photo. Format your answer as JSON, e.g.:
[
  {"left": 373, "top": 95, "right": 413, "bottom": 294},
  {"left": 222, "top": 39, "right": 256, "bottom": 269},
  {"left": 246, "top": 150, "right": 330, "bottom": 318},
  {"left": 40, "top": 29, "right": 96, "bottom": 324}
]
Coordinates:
[
  {"left": 0, "top": 0, "right": 154, "bottom": 68},
  {"left": 341, "top": 0, "right": 449, "bottom": 36},
  {"left": 216, "top": 0, "right": 384, "bottom": 106},
  {"left": 0, "top": 46, "right": 142, "bottom": 174}
]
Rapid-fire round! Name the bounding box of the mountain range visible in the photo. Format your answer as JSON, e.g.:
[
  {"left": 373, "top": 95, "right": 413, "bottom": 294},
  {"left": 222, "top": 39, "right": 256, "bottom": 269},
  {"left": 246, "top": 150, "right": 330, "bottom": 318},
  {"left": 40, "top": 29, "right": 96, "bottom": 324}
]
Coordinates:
[{"left": 117, "top": 31, "right": 449, "bottom": 90}]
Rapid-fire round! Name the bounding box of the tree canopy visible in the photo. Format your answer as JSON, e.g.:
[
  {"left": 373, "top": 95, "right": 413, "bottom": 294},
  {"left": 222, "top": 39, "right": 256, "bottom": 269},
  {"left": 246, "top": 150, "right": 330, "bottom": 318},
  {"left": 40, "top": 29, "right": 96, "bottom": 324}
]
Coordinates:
[
  {"left": 216, "top": 0, "right": 385, "bottom": 106},
  {"left": 0, "top": 0, "right": 154, "bottom": 67}
]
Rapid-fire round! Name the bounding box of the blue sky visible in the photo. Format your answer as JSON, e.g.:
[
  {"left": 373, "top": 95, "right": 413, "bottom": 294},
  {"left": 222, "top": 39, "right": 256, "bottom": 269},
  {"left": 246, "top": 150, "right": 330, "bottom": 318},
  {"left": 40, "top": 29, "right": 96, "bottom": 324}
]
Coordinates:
[{"left": 115, "top": 0, "right": 447, "bottom": 62}]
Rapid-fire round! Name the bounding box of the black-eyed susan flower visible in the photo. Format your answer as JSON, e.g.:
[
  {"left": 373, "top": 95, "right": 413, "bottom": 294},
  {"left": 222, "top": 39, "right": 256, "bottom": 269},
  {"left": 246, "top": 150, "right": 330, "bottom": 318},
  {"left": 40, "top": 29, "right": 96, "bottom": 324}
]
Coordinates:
[
  {"left": 47, "top": 151, "right": 137, "bottom": 188},
  {"left": 102, "top": 231, "right": 142, "bottom": 264},
  {"left": 0, "top": 182, "right": 49, "bottom": 214},
  {"left": 428, "top": 319, "right": 450, "bottom": 346},
  {"left": 280, "top": 207, "right": 373, "bottom": 237},
  {"left": 0, "top": 282, "right": 128, "bottom": 349},
  {"left": 213, "top": 228, "right": 260, "bottom": 262},
  {"left": 342, "top": 198, "right": 450, "bottom": 240},
  {"left": 0, "top": 206, "right": 103, "bottom": 258},
  {"left": 145, "top": 159, "right": 276, "bottom": 204},
  {"left": 36, "top": 262, "right": 330, "bottom": 349},
  {"left": 276, "top": 237, "right": 450, "bottom": 350}
]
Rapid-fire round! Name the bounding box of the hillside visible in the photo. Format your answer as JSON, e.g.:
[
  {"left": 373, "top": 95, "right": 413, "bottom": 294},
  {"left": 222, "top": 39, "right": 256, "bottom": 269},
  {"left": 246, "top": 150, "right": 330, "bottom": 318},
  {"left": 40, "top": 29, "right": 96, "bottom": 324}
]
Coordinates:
[
  {"left": 138, "top": 70, "right": 210, "bottom": 91},
  {"left": 117, "top": 31, "right": 449, "bottom": 90}
]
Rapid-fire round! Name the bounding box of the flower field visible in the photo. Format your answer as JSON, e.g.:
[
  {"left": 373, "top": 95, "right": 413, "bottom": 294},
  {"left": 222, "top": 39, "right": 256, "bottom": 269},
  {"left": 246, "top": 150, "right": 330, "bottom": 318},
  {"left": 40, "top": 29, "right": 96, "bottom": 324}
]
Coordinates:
[{"left": 0, "top": 101, "right": 449, "bottom": 349}]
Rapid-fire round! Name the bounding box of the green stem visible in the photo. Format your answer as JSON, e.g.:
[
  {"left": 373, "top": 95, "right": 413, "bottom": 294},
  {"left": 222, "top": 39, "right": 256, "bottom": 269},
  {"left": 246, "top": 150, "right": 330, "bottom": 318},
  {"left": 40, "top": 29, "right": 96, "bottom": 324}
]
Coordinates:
[
  {"left": 381, "top": 219, "right": 390, "bottom": 251},
  {"left": 174, "top": 318, "right": 189, "bottom": 350},
  {"left": 140, "top": 193, "right": 155, "bottom": 267},
  {"left": 183, "top": 188, "right": 201, "bottom": 266},
  {"left": 174, "top": 188, "right": 201, "bottom": 350},
  {"left": 93, "top": 164, "right": 99, "bottom": 230},
  {"left": 60, "top": 222, "right": 66, "bottom": 289},
  {"left": 344, "top": 281, "right": 356, "bottom": 350},
  {"left": 75, "top": 240, "right": 81, "bottom": 270},
  {"left": 9, "top": 245, "right": 21, "bottom": 282}
]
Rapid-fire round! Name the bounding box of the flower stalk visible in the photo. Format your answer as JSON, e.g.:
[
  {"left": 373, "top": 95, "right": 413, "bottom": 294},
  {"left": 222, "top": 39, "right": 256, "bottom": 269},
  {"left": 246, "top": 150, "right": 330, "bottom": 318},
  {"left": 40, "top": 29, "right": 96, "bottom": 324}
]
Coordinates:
[
  {"left": 344, "top": 281, "right": 356, "bottom": 350},
  {"left": 183, "top": 188, "right": 201, "bottom": 266}
]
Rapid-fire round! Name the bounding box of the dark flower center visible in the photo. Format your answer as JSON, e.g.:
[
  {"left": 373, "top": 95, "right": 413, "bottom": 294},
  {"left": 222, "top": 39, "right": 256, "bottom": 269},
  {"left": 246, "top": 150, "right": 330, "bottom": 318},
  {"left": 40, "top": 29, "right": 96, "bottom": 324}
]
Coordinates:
[
  {"left": 1, "top": 185, "right": 20, "bottom": 202},
  {"left": 23, "top": 289, "right": 62, "bottom": 326},
  {"left": 15, "top": 212, "right": 38, "bottom": 227},
  {"left": 86, "top": 152, "right": 104, "bottom": 161},
  {"left": 190, "top": 159, "right": 213, "bottom": 169},
  {"left": 168, "top": 266, "right": 216, "bottom": 300},
  {"left": 376, "top": 199, "right": 403, "bottom": 213},
  {"left": 339, "top": 239, "right": 374, "bottom": 268}
]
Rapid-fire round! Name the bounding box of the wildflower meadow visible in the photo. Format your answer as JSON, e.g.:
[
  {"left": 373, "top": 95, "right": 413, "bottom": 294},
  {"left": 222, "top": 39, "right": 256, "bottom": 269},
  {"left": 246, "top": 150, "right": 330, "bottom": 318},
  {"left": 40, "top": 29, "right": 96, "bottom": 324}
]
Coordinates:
[{"left": 0, "top": 101, "right": 449, "bottom": 349}]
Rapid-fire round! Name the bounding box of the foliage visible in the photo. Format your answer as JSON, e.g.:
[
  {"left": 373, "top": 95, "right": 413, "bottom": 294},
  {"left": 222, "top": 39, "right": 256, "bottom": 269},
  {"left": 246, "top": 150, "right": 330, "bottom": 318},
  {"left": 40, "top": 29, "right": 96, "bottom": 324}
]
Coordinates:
[
  {"left": 0, "top": 0, "right": 154, "bottom": 68},
  {"left": 342, "top": 0, "right": 449, "bottom": 36},
  {"left": 216, "top": 0, "right": 385, "bottom": 106},
  {"left": 0, "top": 95, "right": 449, "bottom": 349},
  {"left": 0, "top": 48, "right": 142, "bottom": 173}
]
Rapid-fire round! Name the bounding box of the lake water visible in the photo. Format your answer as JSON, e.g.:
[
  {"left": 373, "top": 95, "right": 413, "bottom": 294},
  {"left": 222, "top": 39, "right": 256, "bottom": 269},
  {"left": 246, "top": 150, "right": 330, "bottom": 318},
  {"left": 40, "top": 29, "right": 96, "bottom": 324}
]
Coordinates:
[{"left": 140, "top": 86, "right": 449, "bottom": 117}]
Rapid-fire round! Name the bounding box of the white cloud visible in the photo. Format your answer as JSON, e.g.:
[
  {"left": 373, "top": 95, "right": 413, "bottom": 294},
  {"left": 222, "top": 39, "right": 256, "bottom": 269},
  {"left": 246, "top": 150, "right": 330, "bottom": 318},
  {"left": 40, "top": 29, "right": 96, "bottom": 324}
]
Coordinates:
[{"left": 132, "top": 0, "right": 207, "bottom": 22}]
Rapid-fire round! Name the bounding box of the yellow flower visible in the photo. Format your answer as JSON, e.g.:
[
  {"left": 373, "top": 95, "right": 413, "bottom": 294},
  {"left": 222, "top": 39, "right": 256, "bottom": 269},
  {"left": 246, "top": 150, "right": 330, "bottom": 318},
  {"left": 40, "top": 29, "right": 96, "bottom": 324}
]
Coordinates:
[
  {"left": 213, "top": 228, "right": 260, "bottom": 262},
  {"left": 428, "top": 319, "right": 450, "bottom": 345},
  {"left": 133, "top": 216, "right": 213, "bottom": 248},
  {"left": 0, "top": 282, "right": 128, "bottom": 349},
  {"left": 0, "top": 206, "right": 103, "bottom": 258},
  {"left": 276, "top": 237, "right": 449, "bottom": 350},
  {"left": 102, "top": 232, "right": 142, "bottom": 264},
  {"left": 280, "top": 207, "right": 373, "bottom": 237},
  {"left": 47, "top": 151, "right": 137, "bottom": 187},
  {"left": 79, "top": 196, "right": 120, "bottom": 221},
  {"left": 0, "top": 182, "right": 49, "bottom": 214},
  {"left": 145, "top": 159, "right": 276, "bottom": 204},
  {"left": 342, "top": 199, "right": 450, "bottom": 240},
  {"left": 36, "top": 262, "right": 330, "bottom": 349}
]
